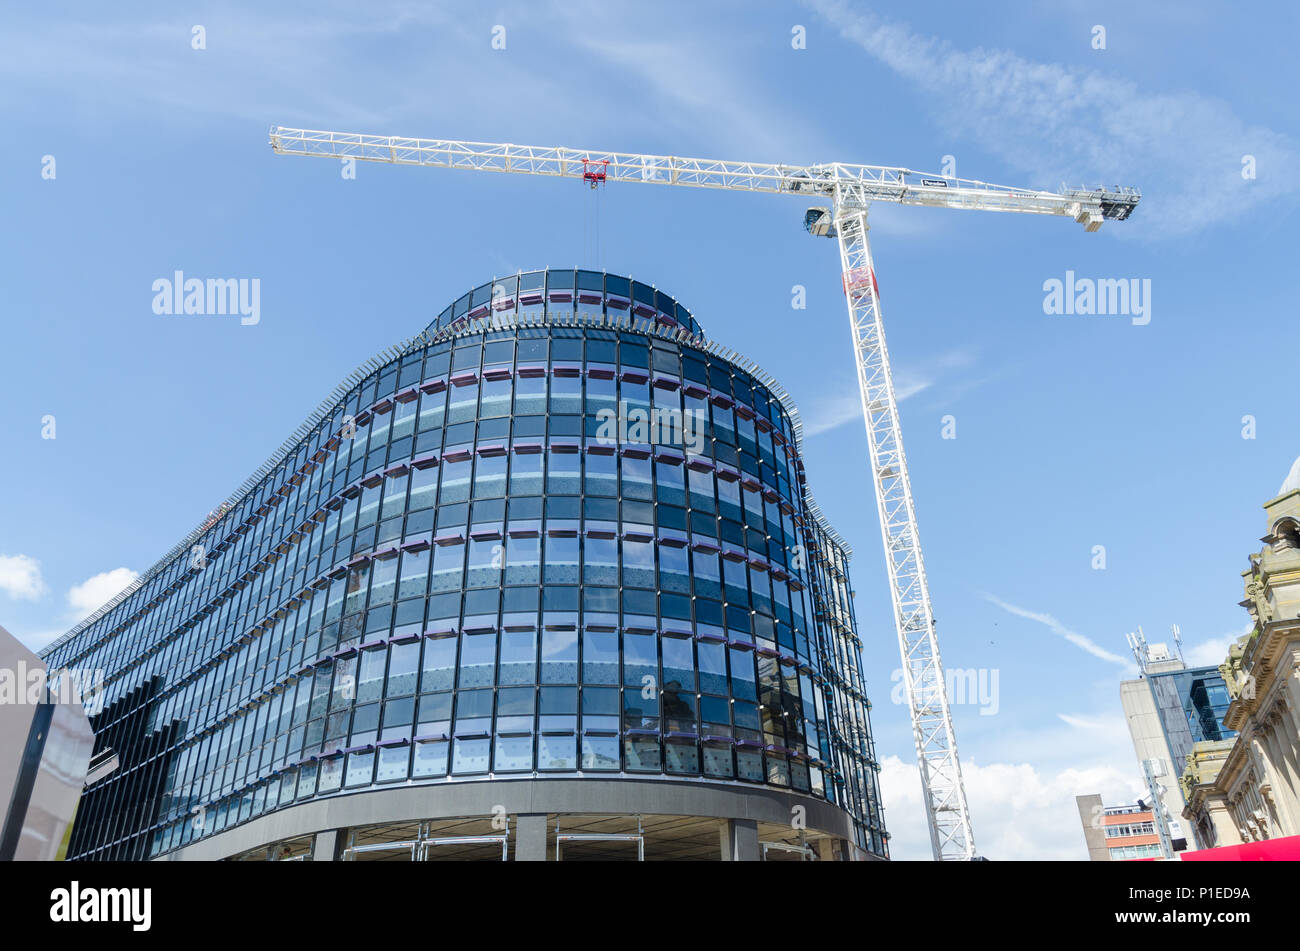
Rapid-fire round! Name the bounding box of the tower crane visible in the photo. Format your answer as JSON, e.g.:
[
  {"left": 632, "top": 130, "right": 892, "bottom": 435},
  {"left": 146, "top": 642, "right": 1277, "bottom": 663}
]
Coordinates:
[{"left": 268, "top": 126, "right": 1140, "bottom": 860}]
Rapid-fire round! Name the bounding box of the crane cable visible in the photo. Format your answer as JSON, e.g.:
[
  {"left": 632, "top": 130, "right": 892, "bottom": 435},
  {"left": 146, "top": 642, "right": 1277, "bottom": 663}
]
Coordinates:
[{"left": 582, "top": 176, "right": 604, "bottom": 268}]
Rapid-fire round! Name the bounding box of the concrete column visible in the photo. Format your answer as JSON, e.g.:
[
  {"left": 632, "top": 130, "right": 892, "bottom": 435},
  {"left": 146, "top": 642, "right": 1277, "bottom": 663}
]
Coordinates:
[
  {"left": 718, "top": 819, "right": 759, "bottom": 861},
  {"left": 311, "top": 829, "right": 340, "bottom": 862},
  {"left": 515, "top": 813, "right": 548, "bottom": 862},
  {"left": 816, "top": 837, "right": 837, "bottom": 862},
  {"left": 1282, "top": 659, "right": 1300, "bottom": 736},
  {"left": 1255, "top": 729, "right": 1293, "bottom": 836},
  {"left": 1268, "top": 709, "right": 1300, "bottom": 830},
  {"left": 1263, "top": 719, "right": 1300, "bottom": 834},
  {"left": 1075, "top": 793, "right": 1107, "bottom": 861},
  {"left": 1249, "top": 734, "right": 1286, "bottom": 836},
  {"left": 1206, "top": 799, "right": 1241, "bottom": 847},
  {"left": 1282, "top": 725, "right": 1300, "bottom": 827}
]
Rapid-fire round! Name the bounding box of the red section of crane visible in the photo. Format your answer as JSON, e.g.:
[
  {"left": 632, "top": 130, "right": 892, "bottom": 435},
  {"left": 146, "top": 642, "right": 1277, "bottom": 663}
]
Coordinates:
[
  {"left": 842, "top": 266, "right": 879, "bottom": 296},
  {"left": 582, "top": 158, "right": 608, "bottom": 188}
]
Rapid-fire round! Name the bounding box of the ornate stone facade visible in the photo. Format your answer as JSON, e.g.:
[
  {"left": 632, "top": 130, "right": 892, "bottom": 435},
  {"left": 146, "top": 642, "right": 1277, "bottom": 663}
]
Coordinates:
[{"left": 1180, "top": 462, "right": 1300, "bottom": 849}]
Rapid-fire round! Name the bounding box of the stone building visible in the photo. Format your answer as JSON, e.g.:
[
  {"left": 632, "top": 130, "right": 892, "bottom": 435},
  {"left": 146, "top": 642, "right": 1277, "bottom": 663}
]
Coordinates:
[{"left": 1180, "top": 456, "right": 1300, "bottom": 848}]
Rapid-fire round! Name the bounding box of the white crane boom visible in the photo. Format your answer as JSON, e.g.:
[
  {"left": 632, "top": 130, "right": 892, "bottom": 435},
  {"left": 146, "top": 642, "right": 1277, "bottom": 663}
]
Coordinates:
[
  {"left": 269, "top": 127, "right": 1138, "bottom": 228},
  {"left": 269, "top": 126, "right": 1139, "bottom": 861}
]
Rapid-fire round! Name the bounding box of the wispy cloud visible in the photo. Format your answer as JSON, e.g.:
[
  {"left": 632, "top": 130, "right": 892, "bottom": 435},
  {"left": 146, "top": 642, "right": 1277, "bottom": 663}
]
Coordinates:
[
  {"left": 553, "top": 5, "right": 819, "bottom": 158},
  {"left": 807, "top": 0, "right": 1299, "bottom": 238},
  {"left": 801, "top": 391, "right": 862, "bottom": 438},
  {"left": 0, "top": 2, "right": 819, "bottom": 161},
  {"left": 1058, "top": 712, "right": 1124, "bottom": 731},
  {"left": 801, "top": 348, "right": 976, "bottom": 436},
  {"left": 984, "top": 593, "right": 1134, "bottom": 668},
  {"left": 0, "top": 4, "right": 576, "bottom": 131},
  {"left": 893, "top": 348, "right": 976, "bottom": 401}
]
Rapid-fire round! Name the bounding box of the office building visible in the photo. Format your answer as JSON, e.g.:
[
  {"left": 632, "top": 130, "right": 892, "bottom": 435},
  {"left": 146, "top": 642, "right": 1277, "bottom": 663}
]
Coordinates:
[
  {"left": 1075, "top": 794, "right": 1167, "bottom": 861},
  {"left": 1119, "top": 630, "right": 1235, "bottom": 849},
  {"left": 41, "top": 269, "right": 888, "bottom": 861}
]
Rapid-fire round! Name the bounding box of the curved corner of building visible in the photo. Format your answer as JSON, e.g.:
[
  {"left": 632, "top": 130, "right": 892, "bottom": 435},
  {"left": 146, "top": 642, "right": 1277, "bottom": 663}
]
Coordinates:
[{"left": 46, "top": 269, "right": 889, "bottom": 863}]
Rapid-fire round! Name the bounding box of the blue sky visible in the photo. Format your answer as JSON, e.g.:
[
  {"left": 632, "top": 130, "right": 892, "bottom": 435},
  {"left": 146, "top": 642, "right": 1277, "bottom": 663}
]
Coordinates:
[{"left": 1, "top": 0, "right": 1296, "bottom": 859}]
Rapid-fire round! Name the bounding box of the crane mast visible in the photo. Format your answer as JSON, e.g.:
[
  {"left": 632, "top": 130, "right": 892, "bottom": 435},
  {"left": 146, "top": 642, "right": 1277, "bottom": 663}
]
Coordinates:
[
  {"left": 833, "top": 203, "right": 973, "bottom": 859},
  {"left": 270, "top": 126, "right": 1138, "bottom": 860}
]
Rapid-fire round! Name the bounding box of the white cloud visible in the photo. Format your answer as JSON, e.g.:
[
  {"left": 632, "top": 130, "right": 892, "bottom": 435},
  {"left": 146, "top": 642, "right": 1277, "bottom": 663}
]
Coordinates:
[
  {"left": 1183, "top": 638, "right": 1230, "bottom": 668},
  {"left": 1, "top": 566, "right": 141, "bottom": 653},
  {"left": 1182, "top": 621, "right": 1255, "bottom": 667},
  {"left": 0, "top": 554, "right": 46, "bottom": 600},
  {"left": 67, "top": 568, "right": 139, "bottom": 624},
  {"left": 807, "top": 0, "right": 1299, "bottom": 238},
  {"left": 984, "top": 593, "right": 1135, "bottom": 669},
  {"left": 880, "top": 753, "right": 1145, "bottom": 860}
]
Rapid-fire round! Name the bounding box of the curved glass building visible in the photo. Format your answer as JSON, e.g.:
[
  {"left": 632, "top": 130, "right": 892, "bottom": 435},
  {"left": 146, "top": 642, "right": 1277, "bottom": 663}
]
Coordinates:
[{"left": 43, "top": 270, "right": 888, "bottom": 861}]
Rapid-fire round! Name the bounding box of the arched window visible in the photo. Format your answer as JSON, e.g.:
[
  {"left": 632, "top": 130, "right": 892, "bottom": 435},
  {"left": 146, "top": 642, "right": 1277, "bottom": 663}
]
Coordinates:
[{"left": 1272, "top": 517, "right": 1300, "bottom": 551}]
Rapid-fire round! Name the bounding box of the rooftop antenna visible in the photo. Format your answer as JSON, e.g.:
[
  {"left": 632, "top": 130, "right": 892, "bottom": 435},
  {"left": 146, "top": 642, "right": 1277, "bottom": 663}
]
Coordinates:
[{"left": 1126, "top": 626, "right": 1149, "bottom": 673}]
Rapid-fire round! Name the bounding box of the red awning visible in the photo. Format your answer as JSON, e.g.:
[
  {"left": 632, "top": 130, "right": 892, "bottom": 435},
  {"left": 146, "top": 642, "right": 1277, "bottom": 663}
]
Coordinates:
[{"left": 1180, "top": 833, "right": 1300, "bottom": 861}]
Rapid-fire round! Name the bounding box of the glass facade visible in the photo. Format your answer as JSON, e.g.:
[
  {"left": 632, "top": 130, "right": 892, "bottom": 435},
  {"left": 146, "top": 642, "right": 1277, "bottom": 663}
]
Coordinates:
[
  {"left": 43, "top": 269, "right": 887, "bottom": 860},
  {"left": 424, "top": 270, "right": 705, "bottom": 341},
  {"left": 1148, "top": 667, "right": 1236, "bottom": 773}
]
